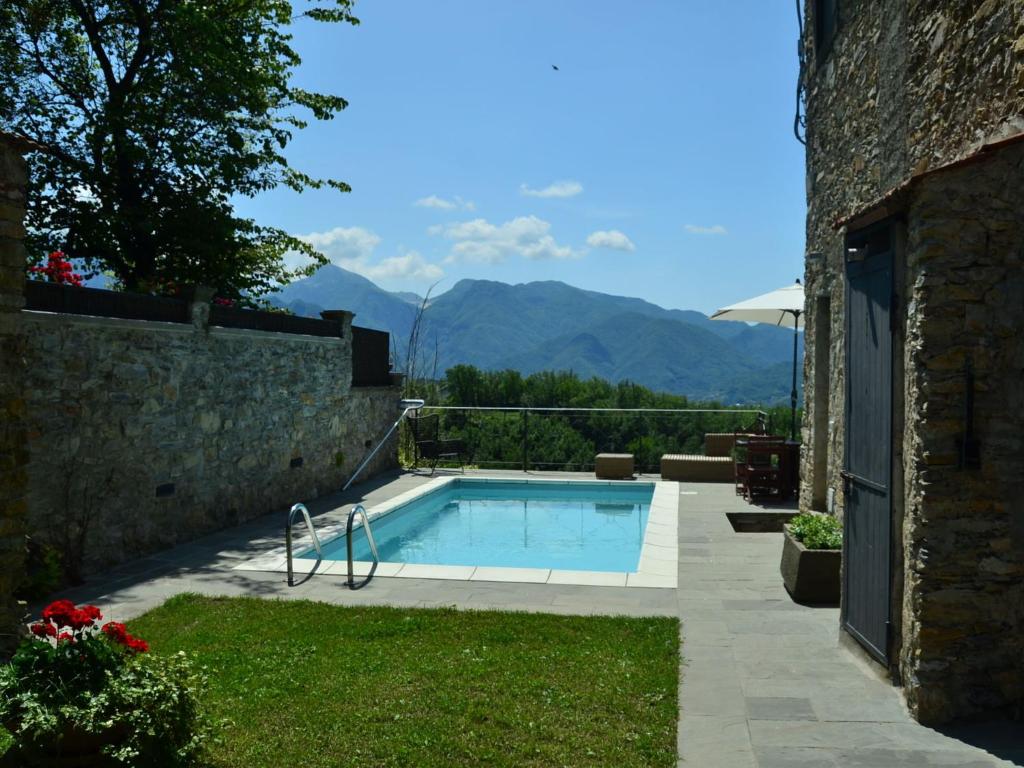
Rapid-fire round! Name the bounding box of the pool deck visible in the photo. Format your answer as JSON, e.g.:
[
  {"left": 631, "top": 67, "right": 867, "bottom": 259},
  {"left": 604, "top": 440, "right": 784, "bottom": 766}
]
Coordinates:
[{"left": 50, "top": 469, "right": 1022, "bottom": 767}]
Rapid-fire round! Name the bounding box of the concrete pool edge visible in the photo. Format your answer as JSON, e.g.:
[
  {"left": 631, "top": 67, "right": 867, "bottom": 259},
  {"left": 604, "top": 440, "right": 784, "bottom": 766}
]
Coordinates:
[{"left": 233, "top": 475, "right": 679, "bottom": 589}]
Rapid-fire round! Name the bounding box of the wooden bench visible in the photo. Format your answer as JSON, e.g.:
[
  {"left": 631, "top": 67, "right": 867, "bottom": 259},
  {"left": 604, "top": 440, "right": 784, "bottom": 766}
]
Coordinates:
[
  {"left": 660, "top": 454, "right": 733, "bottom": 482},
  {"left": 595, "top": 453, "right": 634, "bottom": 479}
]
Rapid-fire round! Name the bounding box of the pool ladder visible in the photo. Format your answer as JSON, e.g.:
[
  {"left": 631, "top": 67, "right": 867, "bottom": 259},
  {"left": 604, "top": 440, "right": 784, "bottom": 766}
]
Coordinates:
[{"left": 285, "top": 503, "right": 380, "bottom": 589}]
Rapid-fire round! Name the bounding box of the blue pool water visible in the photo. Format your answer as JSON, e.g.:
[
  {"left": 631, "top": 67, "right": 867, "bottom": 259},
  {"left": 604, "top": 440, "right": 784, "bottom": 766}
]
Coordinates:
[{"left": 313, "top": 480, "right": 654, "bottom": 572}]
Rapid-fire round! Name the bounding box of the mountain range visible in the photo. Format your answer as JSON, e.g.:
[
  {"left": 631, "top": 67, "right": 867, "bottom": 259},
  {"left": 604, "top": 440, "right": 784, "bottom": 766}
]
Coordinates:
[{"left": 271, "top": 266, "right": 803, "bottom": 404}]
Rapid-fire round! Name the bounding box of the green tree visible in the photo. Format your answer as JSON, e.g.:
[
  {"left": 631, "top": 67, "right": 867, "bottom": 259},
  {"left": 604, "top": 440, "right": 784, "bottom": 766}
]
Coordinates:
[{"left": 0, "top": 0, "right": 358, "bottom": 298}]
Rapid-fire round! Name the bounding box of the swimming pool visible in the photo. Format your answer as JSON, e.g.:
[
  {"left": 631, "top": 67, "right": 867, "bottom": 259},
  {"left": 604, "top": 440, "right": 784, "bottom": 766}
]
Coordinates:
[
  {"left": 310, "top": 479, "right": 654, "bottom": 572},
  {"left": 240, "top": 476, "right": 678, "bottom": 587}
]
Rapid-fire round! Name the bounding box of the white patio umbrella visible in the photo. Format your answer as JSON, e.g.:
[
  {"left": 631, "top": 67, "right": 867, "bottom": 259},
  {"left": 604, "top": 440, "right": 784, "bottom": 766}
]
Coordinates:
[{"left": 710, "top": 281, "right": 805, "bottom": 440}]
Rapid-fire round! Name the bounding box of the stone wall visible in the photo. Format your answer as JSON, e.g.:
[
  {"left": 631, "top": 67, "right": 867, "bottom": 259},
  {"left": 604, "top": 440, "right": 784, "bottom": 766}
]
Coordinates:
[
  {"left": 801, "top": 0, "right": 1024, "bottom": 515},
  {"left": 899, "top": 148, "right": 1024, "bottom": 723},
  {"left": 21, "top": 309, "right": 401, "bottom": 575},
  {"left": 800, "top": 0, "right": 1024, "bottom": 722},
  {"left": 0, "top": 137, "right": 29, "bottom": 655}
]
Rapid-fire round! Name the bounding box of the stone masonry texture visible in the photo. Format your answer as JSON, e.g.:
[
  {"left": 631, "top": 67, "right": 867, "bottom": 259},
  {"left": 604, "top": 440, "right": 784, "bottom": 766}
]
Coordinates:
[
  {"left": 0, "top": 136, "right": 29, "bottom": 656},
  {"left": 20, "top": 310, "right": 401, "bottom": 576},
  {"left": 800, "top": 0, "right": 1024, "bottom": 722}
]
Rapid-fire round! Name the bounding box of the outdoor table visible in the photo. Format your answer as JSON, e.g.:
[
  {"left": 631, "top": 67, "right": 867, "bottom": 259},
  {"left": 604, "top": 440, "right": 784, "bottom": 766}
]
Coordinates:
[{"left": 735, "top": 439, "right": 799, "bottom": 502}]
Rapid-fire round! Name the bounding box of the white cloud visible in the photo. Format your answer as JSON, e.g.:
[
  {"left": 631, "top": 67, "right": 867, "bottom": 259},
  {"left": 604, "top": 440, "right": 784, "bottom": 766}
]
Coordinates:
[
  {"left": 361, "top": 251, "right": 443, "bottom": 281},
  {"left": 289, "top": 226, "right": 444, "bottom": 282},
  {"left": 414, "top": 194, "right": 475, "bottom": 211},
  {"left": 586, "top": 229, "right": 635, "bottom": 252},
  {"left": 302, "top": 226, "right": 381, "bottom": 259},
  {"left": 519, "top": 180, "right": 583, "bottom": 198},
  {"left": 684, "top": 224, "right": 728, "bottom": 235},
  {"left": 430, "top": 215, "right": 582, "bottom": 263}
]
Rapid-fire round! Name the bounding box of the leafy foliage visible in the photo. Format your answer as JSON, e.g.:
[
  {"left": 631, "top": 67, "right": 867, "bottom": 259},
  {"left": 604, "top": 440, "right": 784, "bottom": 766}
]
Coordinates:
[
  {"left": 788, "top": 513, "right": 842, "bottom": 550},
  {"left": 0, "top": 600, "right": 207, "bottom": 766},
  {"left": 0, "top": 0, "right": 359, "bottom": 299}
]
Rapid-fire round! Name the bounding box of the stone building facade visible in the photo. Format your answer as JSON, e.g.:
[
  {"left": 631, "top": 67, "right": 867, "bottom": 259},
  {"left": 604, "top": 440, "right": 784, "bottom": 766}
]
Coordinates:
[
  {"left": 0, "top": 135, "right": 31, "bottom": 654},
  {"left": 19, "top": 309, "right": 401, "bottom": 574},
  {"left": 799, "top": 0, "right": 1024, "bottom": 722}
]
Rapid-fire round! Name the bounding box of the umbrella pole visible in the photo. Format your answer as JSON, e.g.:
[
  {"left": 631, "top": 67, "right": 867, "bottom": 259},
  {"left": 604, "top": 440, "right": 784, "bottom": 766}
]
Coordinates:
[{"left": 790, "top": 311, "right": 799, "bottom": 442}]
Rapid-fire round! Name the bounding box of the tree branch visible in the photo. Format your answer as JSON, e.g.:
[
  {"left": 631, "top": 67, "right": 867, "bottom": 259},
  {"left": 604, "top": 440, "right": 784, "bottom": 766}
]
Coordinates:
[{"left": 66, "top": 0, "right": 118, "bottom": 94}]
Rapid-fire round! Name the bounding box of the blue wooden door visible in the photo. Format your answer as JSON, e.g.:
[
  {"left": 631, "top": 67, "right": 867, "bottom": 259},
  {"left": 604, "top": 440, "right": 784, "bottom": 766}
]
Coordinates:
[{"left": 842, "top": 225, "right": 894, "bottom": 663}]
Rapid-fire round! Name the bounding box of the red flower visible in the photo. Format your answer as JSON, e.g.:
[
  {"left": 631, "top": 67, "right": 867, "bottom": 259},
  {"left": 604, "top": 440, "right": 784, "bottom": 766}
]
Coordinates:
[
  {"left": 42, "top": 599, "right": 77, "bottom": 627},
  {"left": 101, "top": 621, "right": 128, "bottom": 642},
  {"left": 56, "top": 631, "right": 75, "bottom": 643},
  {"left": 42, "top": 600, "right": 102, "bottom": 629},
  {"left": 66, "top": 609, "right": 96, "bottom": 629},
  {"left": 125, "top": 637, "right": 149, "bottom": 654},
  {"left": 101, "top": 621, "right": 148, "bottom": 654},
  {"left": 81, "top": 605, "right": 102, "bottom": 621},
  {"left": 29, "top": 251, "right": 84, "bottom": 287},
  {"left": 30, "top": 621, "right": 57, "bottom": 638}
]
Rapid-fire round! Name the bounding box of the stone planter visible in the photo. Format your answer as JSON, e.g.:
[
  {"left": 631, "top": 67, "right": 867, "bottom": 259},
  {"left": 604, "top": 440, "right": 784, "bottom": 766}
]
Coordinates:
[{"left": 780, "top": 528, "right": 841, "bottom": 604}]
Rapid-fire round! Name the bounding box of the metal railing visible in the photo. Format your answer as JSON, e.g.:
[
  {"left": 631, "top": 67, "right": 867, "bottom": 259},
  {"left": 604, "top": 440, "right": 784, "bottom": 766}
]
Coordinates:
[
  {"left": 345, "top": 504, "right": 380, "bottom": 590},
  {"left": 285, "top": 502, "right": 322, "bottom": 587},
  {"left": 401, "top": 405, "right": 769, "bottom": 474},
  {"left": 342, "top": 398, "right": 425, "bottom": 492},
  {"left": 285, "top": 502, "right": 382, "bottom": 590}
]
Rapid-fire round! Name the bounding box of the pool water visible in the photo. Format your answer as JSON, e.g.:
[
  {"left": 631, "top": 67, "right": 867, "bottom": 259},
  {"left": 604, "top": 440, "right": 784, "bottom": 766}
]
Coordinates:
[{"left": 313, "top": 480, "right": 654, "bottom": 572}]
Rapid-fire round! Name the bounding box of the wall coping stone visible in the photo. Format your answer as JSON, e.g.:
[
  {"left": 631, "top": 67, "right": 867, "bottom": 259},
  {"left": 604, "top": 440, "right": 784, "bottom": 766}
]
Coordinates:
[{"left": 22, "top": 310, "right": 348, "bottom": 345}]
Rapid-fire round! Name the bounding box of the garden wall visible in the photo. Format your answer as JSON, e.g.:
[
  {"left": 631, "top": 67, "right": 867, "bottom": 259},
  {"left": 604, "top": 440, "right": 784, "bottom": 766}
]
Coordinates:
[{"left": 20, "top": 308, "right": 401, "bottom": 576}]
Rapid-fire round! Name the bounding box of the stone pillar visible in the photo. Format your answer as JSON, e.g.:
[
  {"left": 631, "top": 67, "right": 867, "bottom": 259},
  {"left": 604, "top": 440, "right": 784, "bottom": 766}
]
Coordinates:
[
  {"left": 320, "top": 309, "right": 355, "bottom": 339},
  {"left": 0, "top": 134, "right": 33, "bottom": 655},
  {"left": 185, "top": 284, "right": 216, "bottom": 331}
]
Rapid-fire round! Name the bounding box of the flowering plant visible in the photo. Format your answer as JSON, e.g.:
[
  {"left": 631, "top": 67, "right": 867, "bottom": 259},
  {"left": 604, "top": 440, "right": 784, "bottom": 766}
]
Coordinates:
[
  {"left": 0, "top": 600, "right": 206, "bottom": 766},
  {"left": 28, "top": 251, "right": 84, "bottom": 287}
]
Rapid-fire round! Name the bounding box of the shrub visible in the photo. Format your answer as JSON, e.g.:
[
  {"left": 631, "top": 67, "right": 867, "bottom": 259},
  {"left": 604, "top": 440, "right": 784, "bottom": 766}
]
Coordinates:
[
  {"left": 787, "top": 513, "right": 842, "bottom": 550},
  {"left": 0, "top": 600, "right": 207, "bottom": 766}
]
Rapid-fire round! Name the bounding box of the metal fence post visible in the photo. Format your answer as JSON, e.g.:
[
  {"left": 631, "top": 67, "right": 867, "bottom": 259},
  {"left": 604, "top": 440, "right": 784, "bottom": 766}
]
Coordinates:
[{"left": 522, "top": 409, "right": 529, "bottom": 472}]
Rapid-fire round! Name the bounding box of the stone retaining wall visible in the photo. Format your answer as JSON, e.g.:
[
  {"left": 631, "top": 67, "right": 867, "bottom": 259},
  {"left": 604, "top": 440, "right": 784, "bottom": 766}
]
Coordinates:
[
  {"left": 21, "top": 309, "right": 401, "bottom": 576},
  {"left": 0, "top": 136, "right": 29, "bottom": 655}
]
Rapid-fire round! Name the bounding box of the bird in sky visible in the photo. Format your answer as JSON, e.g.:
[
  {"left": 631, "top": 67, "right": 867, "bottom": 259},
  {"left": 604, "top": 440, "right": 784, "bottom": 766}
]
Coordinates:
[{"left": 551, "top": 64, "right": 559, "bottom": 71}]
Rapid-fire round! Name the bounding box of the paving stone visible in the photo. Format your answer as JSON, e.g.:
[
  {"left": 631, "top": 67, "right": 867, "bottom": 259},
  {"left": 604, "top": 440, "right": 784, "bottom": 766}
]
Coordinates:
[{"left": 746, "top": 696, "right": 817, "bottom": 722}]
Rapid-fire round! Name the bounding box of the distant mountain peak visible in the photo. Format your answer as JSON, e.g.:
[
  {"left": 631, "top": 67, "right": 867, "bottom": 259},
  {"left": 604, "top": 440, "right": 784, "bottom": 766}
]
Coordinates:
[{"left": 275, "top": 265, "right": 803, "bottom": 403}]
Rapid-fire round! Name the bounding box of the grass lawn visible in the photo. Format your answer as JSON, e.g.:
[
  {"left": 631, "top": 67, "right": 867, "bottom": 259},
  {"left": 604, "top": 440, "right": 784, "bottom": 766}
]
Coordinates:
[{"left": 107, "top": 594, "right": 678, "bottom": 767}]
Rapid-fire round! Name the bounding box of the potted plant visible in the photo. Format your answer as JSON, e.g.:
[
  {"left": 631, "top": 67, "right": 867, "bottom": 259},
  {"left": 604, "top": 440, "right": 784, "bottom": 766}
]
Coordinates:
[
  {"left": 0, "top": 600, "right": 206, "bottom": 767},
  {"left": 780, "top": 513, "right": 842, "bottom": 604}
]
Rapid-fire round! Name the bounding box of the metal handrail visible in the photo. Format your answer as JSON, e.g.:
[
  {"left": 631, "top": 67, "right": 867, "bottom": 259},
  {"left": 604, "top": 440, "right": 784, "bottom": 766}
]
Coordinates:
[
  {"left": 421, "top": 405, "right": 767, "bottom": 414},
  {"left": 285, "top": 502, "right": 322, "bottom": 587},
  {"left": 341, "top": 398, "right": 425, "bottom": 492},
  {"left": 345, "top": 504, "right": 380, "bottom": 590}
]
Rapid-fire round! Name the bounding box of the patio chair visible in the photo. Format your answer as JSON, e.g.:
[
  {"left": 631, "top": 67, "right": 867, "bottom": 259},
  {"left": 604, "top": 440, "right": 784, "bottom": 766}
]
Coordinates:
[
  {"left": 408, "top": 413, "right": 471, "bottom": 474},
  {"left": 734, "top": 434, "right": 785, "bottom": 499}
]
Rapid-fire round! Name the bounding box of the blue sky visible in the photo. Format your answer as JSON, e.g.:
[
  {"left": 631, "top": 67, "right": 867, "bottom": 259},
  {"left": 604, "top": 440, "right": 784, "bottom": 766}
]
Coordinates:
[{"left": 236, "top": 1, "right": 806, "bottom": 315}]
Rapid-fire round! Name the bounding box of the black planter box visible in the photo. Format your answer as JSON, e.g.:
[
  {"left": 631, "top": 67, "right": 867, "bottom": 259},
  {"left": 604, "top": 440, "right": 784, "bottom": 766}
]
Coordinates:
[{"left": 780, "top": 529, "right": 841, "bottom": 604}]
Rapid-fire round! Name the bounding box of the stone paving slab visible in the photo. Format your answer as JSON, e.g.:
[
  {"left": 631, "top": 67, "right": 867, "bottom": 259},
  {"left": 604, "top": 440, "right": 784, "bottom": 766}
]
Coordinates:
[{"left": 675, "top": 482, "right": 1020, "bottom": 767}]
